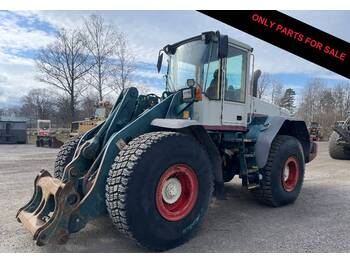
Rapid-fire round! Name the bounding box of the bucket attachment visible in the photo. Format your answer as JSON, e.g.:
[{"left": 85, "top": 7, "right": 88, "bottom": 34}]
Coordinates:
[
  {"left": 16, "top": 170, "right": 80, "bottom": 246},
  {"left": 16, "top": 88, "right": 173, "bottom": 246}
]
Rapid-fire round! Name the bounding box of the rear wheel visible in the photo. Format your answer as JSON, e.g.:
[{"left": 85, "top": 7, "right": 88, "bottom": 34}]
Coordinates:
[
  {"left": 54, "top": 135, "right": 82, "bottom": 179},
  {"left": 251, "top": 135, "right": 305, "bottom": 207},
  {"left": 329, "top": 131, "right": 350, "bottom": 160},
  {"left": 106, "top": 131, "right": 213, "bottom": 251}
]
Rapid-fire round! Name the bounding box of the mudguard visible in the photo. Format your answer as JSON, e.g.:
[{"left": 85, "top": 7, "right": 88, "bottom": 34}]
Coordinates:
[
  {"left": 151, "top": 119, "right": 225, "bottom": 197},
  {"left": 252, "top": 116, "right": 311, "bottom": 168},
  {"left": 151, "top": 118, "right": 201, "bottom": 129}
]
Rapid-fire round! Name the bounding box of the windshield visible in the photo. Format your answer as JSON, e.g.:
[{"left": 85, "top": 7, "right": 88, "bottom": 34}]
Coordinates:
[
  {"left": 39, "top": 122, "right": 50, "bottom": 130},
  {"left": 166, "top": 40, "right": 219, "bottom": 96},
  {"left": 95, "top": 108, "right": 106, "bottom": 118}
]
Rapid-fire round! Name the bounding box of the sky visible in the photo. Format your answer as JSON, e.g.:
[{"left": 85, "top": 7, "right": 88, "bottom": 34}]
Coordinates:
[{"left": 0, "top": 10, "right": 349, "bottom": 108}]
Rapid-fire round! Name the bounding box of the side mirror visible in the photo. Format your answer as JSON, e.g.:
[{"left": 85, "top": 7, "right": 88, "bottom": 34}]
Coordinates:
[
  {"left": 218, "top": 34, "right": 228, "bottom": 58},
  {"left": 252, "top": 70, "right": 262, "bottom": 98},
  {"left": 157, "top": 52, "right": 163, "bottom": 73}
]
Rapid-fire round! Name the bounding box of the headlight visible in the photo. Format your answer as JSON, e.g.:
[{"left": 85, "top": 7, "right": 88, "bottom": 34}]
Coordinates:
[{"left": 182, "top": 88, "right": 192, "bottom": 100}]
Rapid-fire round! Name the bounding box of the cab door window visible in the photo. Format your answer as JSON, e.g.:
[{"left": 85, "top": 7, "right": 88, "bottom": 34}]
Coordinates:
[
  {"left": 224, "top": 47, "right": 247, "bottom": 103},
  {"left": 203, "top": 60, "right": 220, "bottom": 100}
]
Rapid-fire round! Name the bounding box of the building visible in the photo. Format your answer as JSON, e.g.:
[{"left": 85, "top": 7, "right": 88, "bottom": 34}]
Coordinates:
[{"left": 0, "top": 116, "right": 27, "bottom": 144}]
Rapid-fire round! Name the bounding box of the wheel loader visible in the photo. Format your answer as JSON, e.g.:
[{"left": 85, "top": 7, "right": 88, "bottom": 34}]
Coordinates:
[
  {"left": 329, "top": 116, "right": 350, "bottom": 160},
  {"left": 70, "top": 101, "right": 112, "bottom": 137},
  {"left": 36, "top": 119, "right": 63, "bottom": 148},
  {"left": 308, "top": 122, "right": 323, "bottom": 141},
  {"left": 16, "top": 31, "right": 317, "bottom": 251}
]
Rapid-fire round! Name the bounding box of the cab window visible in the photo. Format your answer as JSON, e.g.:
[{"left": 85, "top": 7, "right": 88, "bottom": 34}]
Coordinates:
[
  {"left": 224, "top": 46, "right": 247, "bottom": 103},
  {"left": 203, "top": 60, "right": 220, "bottom": 100}
]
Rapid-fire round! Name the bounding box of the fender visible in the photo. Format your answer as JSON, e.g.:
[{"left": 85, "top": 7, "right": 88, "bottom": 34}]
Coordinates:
[
  {"left": 251, "top": 116, "right": 311, "bottom": 168},
  {"left": 151, "top": 118, "right": 201, "bottom": 129},
  {"left": 151, "top": 118, "right": 225, "bottom": 197}
]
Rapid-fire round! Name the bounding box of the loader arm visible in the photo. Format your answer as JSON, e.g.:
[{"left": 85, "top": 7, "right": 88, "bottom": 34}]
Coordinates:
[{"left": 16, "top": 88, "right": 174, "bottom": 245}]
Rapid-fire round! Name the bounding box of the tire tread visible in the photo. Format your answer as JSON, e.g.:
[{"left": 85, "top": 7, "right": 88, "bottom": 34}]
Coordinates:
[
  {"left": 252, "top": 135, "right": 299, "bottom": 207},
  {"left": 105, "top": 131, "right": 185, "bottom": 246},
  {"left": 53, "top": 135, "right": 82, "bottom": 179}
]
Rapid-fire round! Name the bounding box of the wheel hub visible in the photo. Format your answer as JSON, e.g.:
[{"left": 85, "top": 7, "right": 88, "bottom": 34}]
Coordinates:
[
  {"left": 156, "top": 164, "right": 198, "bottom": 221},
  {"left": 282, "top": 156, "right": 299, "bottom": 192},
  {"left": 162, "top": 178, "right": 182, "bottom": 204},
  {"left": 283, "top": 166, "right": 290, "bottom": 181}
]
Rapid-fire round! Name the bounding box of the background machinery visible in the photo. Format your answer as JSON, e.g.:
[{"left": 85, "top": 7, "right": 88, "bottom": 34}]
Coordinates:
[
  {"left": 0, "top": 116, "right": 27, "bottom": 144},
  {"left": 36, "top": 119, "right": 63, "bottom": 148},
  {"left": 329, "top": 116, "right": 350, "bottom": 160},
  {"left": 70, "top": 101, "right": 112, "bottom": 136},
  {"left": 17, "top": 31, "right": 317, "bottom": 251},
  {"left": 309, "top": 122, "right": 323, "bottom": 141}
]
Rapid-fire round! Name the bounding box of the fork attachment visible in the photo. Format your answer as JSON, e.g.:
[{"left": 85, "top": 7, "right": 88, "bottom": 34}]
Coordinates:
[{"left": 16, "top": 170, "right": 80, "bottom": 246}]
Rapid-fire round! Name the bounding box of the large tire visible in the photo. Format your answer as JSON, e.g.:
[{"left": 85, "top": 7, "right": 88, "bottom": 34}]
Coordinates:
[
  {"left": 329, "top": 131, "right": 350, "bottom": 160},
  {"left": 106, "top": 131, "right": 213, "bottom": 251},
  {"left": 251, "top": 135, "right": 305, "bottom": 207},
  {"left": 53, "top": 135, "right": 82, "bottom": 179}
]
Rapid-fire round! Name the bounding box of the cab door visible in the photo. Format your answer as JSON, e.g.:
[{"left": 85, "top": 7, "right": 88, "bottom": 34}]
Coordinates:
[{"left": 221, "top": 45, "right": 250, "bottom": 128}]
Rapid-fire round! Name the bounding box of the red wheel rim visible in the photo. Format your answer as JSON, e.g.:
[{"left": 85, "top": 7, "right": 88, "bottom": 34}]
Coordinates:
[
  {"left": 156, "top": 164, "right": 198, "bottom": 221},
  {"left": 282, "top": 156, "right": 300, "bottom": 192}
]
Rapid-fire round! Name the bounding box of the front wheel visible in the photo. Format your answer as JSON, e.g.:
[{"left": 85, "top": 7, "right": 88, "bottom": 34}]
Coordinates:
[
  {"left": 251, "top": 135, "right": 305, "bottom": 207},
  {"left": 106, "top": 132, "right": 213, "bottom": 251},
  {"left": 54, "top": 135, "right": 82, "bottom": 179}
]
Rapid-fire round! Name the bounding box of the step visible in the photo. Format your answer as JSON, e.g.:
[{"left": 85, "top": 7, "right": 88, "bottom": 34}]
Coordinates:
[
  {"left": 231, "top": 138, "right": 256, "bottom": 143},
  {"left": 247, "top": 167, "right": 259, "bottom": 173},
  {"left": 247, "top": 183, "right": 260, "bottom": 190},
  {"left": 244, "top": 153, "right": 255, "bottom": 158},
  {"left": 243, "top": 138, "right": 256, "bottom": 143}
]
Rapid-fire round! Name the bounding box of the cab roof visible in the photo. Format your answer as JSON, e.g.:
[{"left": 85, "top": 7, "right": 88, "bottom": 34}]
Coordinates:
[
  {"left": 163, "top": 31, "right": 253, "bottom": 54},
  {"left": 228, "top": 36, "right": 253, "bottom": 52}
]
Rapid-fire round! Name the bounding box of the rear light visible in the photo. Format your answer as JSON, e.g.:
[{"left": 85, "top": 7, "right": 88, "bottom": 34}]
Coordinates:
[{"left": 195, "top": 86, "right": 202, "bottom": 101}]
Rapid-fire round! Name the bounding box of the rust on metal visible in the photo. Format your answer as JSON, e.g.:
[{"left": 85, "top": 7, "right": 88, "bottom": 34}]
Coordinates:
[{"left": 16, "top": 170, "right": 80, "bottom": 246}]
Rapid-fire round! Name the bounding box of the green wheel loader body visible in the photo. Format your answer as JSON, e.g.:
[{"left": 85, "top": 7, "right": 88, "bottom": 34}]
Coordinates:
[
  {"left": 16, "top": 31, "right": 316, "bottom": 249},
  {"left": 16, "top": 87, "right": 174, "bottom": 245}
]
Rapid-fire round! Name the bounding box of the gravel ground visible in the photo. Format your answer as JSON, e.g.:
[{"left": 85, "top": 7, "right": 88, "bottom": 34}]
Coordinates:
[{"left": 0, "top": 142, "right": 349, "bottom": 252}]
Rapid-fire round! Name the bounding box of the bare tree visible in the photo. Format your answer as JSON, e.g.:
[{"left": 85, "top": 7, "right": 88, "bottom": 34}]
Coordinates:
[
  {"left": 78, "top": 92, "right": 99, "bottom": 119},
  {"left": 333, "top": 81, "right": 350, "bottom": 119},
  {"left": 297, "top": 78, "right": 327, "bottom": 125},
  {"left": 54, "top": 95, "right": 72, "bottom": 128},
  {"left": 111, "top": 32, "right": 136, "bottom": 94},
  {"left": 36, "top": 28, "right": 94, "bottom": 124},
  {"left": 256, "top": 72, "right": 284, "bottom": 104},
  {"left": 257, "top": 73, "right": 271, "bottom": 99},
  {"left": 21, "top": 88, "right": 55, "bottom": 120},
  {"left": 296, "top": 78, "right": 346, "bottom": 138},
  {"left": 83, "top": 15, "right": 135, "bottom": 99},
  {"left": 83, "top": 15, "right": 118, "bottom": 100},
  {"left": 271, "top": 80, "right": 284, "bottom": 106}
]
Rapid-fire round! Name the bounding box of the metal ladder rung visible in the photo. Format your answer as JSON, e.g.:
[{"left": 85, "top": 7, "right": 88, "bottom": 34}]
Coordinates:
[
  {"left": 247, "top": 168, "right": 259, "bottom": 173},
  {"left": 247, "top": 183, "right": 260, "bottom": 190}
]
